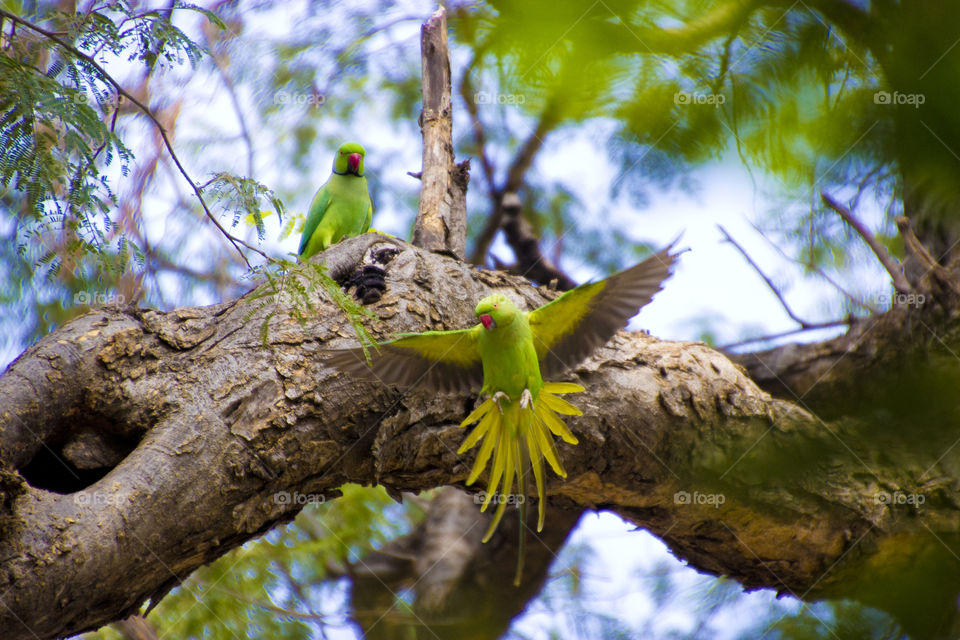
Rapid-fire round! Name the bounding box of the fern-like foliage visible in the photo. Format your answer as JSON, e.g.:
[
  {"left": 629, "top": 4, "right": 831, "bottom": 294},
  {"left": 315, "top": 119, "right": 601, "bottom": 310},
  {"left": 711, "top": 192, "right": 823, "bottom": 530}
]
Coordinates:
[
  {"left": 207, "top": 172, "right": 286, "bottom": 242},
  {"left": 0, "top": 1, "right": 227, "bottom": 349}
]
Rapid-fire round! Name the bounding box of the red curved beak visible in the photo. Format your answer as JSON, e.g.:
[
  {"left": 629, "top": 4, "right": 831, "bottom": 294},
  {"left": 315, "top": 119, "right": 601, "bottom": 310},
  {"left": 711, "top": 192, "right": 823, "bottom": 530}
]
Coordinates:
[
  {"left": 347, "top": 153, "right": 362, "bottom": 174},
  {"left": 479, "top": 314, "right": 495, "bottom": 330}
]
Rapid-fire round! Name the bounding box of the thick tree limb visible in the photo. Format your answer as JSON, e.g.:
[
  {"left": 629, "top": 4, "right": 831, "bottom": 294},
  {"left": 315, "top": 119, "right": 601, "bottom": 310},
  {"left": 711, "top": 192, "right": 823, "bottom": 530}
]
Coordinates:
[{"left": 3, "top": 237, "right": 959, "bottom": 639}]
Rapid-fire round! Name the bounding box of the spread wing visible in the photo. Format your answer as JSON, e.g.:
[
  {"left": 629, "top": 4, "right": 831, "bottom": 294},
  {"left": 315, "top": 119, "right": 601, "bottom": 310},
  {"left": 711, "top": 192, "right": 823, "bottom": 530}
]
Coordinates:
[
  {"left": 529, "top": 243, "right": 680, "bottom": 378},
  {"left": 324, "top": 327, "right": 484, "bottom": 394}
]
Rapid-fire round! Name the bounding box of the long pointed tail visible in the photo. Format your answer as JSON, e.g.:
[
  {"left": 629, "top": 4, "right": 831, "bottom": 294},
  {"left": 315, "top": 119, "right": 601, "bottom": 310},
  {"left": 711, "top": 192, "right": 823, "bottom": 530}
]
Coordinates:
[{"left": 513, "top": 447, "right": 527, "bottom": 587}]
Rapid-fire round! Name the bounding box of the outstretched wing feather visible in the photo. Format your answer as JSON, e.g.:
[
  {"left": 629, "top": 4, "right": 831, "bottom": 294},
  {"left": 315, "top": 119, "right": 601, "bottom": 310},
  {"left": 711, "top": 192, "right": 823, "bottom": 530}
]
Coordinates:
[
  {"left": 324, "top": 328, "right": 483, "bottom": 393},
  {"left": 530, "top": 243, "right": 680, "bottom": 377}
]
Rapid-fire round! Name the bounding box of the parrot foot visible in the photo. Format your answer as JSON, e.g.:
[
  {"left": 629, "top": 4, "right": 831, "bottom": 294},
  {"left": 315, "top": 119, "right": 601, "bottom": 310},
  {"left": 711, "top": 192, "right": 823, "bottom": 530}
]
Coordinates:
[
  {"left": 492, "top": 391, "right": 510, "bottom": 413},
  {"left": 520, "top": 388, "right": 533, "bottom": 409}
]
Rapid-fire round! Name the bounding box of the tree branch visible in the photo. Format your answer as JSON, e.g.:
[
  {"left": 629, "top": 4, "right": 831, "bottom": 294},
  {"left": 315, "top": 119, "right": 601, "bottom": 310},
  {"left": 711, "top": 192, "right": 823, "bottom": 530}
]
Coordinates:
[
  {"left": 895, "top": 215, "right": 957, "bottom": 301},
  {"left": 820, "top": 191, "right": 913, "bottom": 295},
  {"left": 348, "top": 488, "right": 581, "bottom": 640},
  {"left": 719, "top": 320, "right": 850, "bottom": 351},
  {"left": 499, "top": 193, "right": 576, "bottom": 289},
  {"left": 112, "top": 616, "right": 159, "bottom": 640},
  {"left": 718, "top": 224, "right": 814, "bottom": 328},
  {"left": 468, "top": 103, "right": 560, "bottom": 266},
  {"left": 747, "top": 220, "right": 880, "bottom": 315},
  {"left": 412, "top": 6, "right": 468, "bottom": 259},
  {"left": 2, "top": 237, "right": 958, "bottom": 639},
  {"left": 458, "top": 58, "right": 497, "bottom": 201}
]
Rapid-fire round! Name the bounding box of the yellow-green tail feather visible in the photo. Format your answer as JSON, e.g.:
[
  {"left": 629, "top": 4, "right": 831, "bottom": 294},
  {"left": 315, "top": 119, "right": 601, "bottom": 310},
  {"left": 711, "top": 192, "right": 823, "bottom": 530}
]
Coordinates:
[{"left": 458, "top": 384, "right": 584, "bottom": 542}]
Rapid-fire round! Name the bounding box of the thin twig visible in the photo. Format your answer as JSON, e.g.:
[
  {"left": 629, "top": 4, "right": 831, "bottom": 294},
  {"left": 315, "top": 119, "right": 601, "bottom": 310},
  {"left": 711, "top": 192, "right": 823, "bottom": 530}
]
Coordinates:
[
  {"left": 211, "top": 46, "right": 255, "bottom": 178},
  {"left": 709, "top": 31, "right": 737, "bottom": 96},
  {"left": 719, "top": 320, "right": 850, "bottom": 350},
  {"left": 68, "top": 97, "right": 123, "bottom": 253},
  {"left": 820, "top": 190, "right": 912, "bottom": 294},
  {"left": 718, "top": 224, "right": 812, "bottom": 327},
  {"left": 275, "top": 560, "right": 330, "bottom": 639},
  {"left": 849, "top": 164, "right": 884, "bottom": 213},
  {"left": 747, "top": 220, "right": 880, "bottom": 314}
]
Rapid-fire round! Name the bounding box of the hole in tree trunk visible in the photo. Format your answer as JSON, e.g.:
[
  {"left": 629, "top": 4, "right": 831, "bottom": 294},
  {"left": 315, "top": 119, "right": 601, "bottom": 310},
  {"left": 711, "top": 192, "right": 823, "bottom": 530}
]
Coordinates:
[
  {"left": 18, "top": 428, "right": 141, "bottom": 494},
  {"left": 19, "top": 447, "right": 112, "bottom": 493}
]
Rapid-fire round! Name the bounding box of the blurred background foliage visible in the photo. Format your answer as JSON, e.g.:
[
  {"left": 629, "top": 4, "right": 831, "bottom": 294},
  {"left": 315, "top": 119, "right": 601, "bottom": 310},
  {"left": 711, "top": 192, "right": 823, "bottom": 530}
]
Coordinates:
[{"left": 2, "top": 0, "right": 958, "bottom": 637}]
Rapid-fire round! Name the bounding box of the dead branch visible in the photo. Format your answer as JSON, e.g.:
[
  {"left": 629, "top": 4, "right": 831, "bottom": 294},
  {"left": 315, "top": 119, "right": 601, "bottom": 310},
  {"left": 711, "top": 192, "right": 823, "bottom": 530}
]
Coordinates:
[{"left": 412, "top": 6, "right": 468, "bottom": 259}]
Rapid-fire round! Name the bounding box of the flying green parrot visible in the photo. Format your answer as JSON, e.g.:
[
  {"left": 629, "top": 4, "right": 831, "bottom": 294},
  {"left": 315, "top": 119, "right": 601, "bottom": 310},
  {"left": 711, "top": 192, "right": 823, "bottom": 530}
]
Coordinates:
[
  {"left": 298, "top": 142, "right": 373, "bottom": 260},
  {"left": 326, "top": 244, "right": 679, "bottom": 582}
]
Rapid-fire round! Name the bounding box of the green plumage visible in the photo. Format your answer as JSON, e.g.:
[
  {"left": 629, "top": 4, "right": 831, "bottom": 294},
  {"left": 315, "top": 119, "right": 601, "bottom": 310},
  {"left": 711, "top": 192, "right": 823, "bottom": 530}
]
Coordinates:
[
  {"left": 326, "top": 243, "right": 680, "bottom": 583},
  {"left": 298, "top": 142, "right": 373, "bottom": 259}
]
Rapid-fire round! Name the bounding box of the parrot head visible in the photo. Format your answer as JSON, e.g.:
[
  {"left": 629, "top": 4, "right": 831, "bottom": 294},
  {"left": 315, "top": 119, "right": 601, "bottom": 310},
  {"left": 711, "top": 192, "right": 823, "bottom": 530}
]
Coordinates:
[
  {"left": 333, "top": 142, "right": 366, "bottom": 177},
  {"left": 475, "top": 294, "right": 517, "bottom": 331}
]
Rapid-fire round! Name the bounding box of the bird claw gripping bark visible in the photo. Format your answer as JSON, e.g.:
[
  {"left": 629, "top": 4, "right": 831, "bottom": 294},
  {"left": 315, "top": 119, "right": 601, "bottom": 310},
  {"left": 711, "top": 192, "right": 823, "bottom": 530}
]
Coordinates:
[
  {"left": 520, "top": 388, "right": 533, "bottom": 409},
  {"left": 492, "top": 391, "right": 510, "bottom": 413}
]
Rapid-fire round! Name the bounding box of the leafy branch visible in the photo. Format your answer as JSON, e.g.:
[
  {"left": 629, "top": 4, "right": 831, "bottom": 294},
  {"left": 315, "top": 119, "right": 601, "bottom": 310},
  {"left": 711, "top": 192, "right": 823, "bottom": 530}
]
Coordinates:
[
  {"left": 0, "top": 4, "right": 270, "bottom": 269},
  {"left": 206, "top": 173, "right": 285, "bottom": 243}
]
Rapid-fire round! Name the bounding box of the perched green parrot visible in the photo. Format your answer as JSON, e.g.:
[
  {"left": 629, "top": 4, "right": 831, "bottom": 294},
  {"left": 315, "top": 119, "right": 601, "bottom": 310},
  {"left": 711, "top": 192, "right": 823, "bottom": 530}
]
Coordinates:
[
  {"left": 327, "top": 244, "right": 679, "bottom": 582},
  {"left": 298, "top": 142, "right": 373, "bottom": 259}
]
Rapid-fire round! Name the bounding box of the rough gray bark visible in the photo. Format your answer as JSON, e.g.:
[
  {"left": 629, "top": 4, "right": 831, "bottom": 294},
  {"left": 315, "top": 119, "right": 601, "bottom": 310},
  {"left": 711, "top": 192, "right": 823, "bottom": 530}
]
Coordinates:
[{"left": 3, "top": 235, "right": 958, "bottom": 639}]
